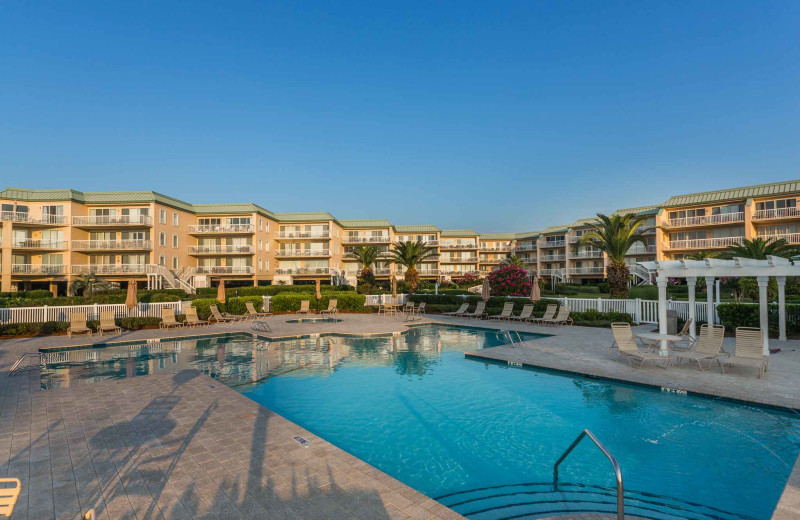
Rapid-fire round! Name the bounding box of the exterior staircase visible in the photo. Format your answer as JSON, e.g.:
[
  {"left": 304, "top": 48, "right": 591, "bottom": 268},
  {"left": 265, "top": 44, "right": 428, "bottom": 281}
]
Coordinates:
[
  {"left": 146, "top": 265, "right": 196, "bottom": 294},
  {"left": 629, "top": 264, "right": 654, "bottom": 286}
]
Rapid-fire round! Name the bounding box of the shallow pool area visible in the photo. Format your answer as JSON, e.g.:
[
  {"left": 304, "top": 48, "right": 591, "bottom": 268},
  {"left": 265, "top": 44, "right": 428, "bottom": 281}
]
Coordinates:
[{"left": 38, "top": 324, "right": 800, "bottom": 519}]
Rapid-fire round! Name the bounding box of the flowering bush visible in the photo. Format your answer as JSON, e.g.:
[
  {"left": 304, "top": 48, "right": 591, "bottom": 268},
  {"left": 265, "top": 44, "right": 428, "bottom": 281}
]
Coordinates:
[
  {"left": 486, "top": 266, "right": 532, "bottom": 297},
  {"left": 454, "top": 272, "right": 480, "bottom": 286}
]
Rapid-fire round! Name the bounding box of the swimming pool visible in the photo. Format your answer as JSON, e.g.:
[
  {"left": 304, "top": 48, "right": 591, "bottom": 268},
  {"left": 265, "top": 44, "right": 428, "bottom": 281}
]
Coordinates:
[{"left": 40, "top": 325, "right": 800, "bottom": 519}]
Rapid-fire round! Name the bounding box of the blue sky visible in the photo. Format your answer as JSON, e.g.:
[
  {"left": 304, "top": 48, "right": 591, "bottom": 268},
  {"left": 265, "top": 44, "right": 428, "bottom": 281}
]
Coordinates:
[{"left": 1, "top": 1, "right": 798, "bottom": 232}]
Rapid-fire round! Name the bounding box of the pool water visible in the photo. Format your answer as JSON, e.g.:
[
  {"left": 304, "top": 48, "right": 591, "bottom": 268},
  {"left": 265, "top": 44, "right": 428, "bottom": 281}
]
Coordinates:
[{"left": 40, "top": 325, "right": 800, "bottom": 519}]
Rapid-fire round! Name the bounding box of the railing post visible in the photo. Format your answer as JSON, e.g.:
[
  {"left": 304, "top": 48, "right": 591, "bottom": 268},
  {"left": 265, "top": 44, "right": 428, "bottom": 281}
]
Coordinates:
[
  {"left": 635, "top": 298, "right": 641, "bottom": 323},
  {"left": 93, "top": 303, "right": 99, "bottom": 321}
]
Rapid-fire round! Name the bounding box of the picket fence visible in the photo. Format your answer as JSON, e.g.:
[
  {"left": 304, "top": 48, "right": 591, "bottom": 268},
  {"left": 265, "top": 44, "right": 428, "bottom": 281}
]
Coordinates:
[
  {"left": 0, "top": 301, "right": 183, "bottom": 324},
  {"left": 552, "top": 297, "right": 726, "bottom": 324}
]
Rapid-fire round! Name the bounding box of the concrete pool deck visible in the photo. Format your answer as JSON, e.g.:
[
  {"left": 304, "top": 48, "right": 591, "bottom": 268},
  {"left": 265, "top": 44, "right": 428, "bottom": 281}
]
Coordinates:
[{"left": 1, "top": 312, "right": 799, "bottom": 519}]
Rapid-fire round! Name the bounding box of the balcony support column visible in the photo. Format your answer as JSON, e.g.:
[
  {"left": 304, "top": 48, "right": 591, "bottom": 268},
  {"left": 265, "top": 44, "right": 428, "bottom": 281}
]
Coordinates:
[{"left": 757, "top": 276, "right": 770, "bottom": 355}]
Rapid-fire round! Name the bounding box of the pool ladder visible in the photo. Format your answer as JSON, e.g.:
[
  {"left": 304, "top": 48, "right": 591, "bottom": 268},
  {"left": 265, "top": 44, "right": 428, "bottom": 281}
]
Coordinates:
[
  {"left": 496, "top": 330, "right": 522, "bottom": 347},
  {"left": 8, "top": 352, "right": 44, "bottom": 377},
  {"left": 554, "top": 429, "right": 624, "bottom": 520}
]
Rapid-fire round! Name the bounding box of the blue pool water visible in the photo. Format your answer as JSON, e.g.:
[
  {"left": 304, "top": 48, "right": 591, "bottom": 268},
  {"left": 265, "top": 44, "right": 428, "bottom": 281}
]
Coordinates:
[{"left": 40, "top": 325, "right": 800, "bottom": 519}]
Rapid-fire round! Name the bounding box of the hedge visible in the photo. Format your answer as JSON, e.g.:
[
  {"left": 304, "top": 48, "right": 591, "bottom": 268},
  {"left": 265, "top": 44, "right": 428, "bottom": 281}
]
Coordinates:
[
  {"left": 191, "top": 296, "right": 266, "bottom": 319},
  {"left": 716, "top": 303, "right": 800, "bottom": 337},
  {"left": 0, "top": 316, "right": 181, "bottom": 337},
  {"left": 270, "top": 292, "right": 367, "bottom": 313},
  {"left": 408, "top": 295, "right": 559, "bottom": 317},
  {"left": 0, "top": 289, "right": 185, "bottom": 308},
  {"left": 571, "top": 309, "right": 633, "bottom": 327}
]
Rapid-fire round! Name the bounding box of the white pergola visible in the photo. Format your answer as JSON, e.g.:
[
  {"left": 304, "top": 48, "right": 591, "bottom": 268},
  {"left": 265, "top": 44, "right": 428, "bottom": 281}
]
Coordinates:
[{"left": 638, "top": 256, "right": 797, "bottom": 356}]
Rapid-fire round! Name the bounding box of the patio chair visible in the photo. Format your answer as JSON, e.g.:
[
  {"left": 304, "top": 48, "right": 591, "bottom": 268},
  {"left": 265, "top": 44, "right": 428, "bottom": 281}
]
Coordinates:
[
  {"left": 670, "top": 318, "right": 697, "bottom": 352},
  {"left": 0, "top": 478, "right": 21, "bottom": 517},
  {"left": 296, "top": 300, "right": 312, "bottom": 315},
  {"left": 405, "top": 302, "right": 426, "bottom": 322},
  {"left": 610, "top": 323, "right": 670, "bottom": 369},
  {"left": 321, "top": 299, "right": 338, "bottom": 317},
  {"left": 464, "top": 301, "right": 487, "bottom": 320},
  {"left": 209, "top": 305, "right": 239, "bottom": 323},
  {"left": 674, "top": 324, "right": 725, "bottom": 370},
  {"left": 67, "top": 312, "right": 92, "bottom": 338},
  {"left": 488, "top": 302, "right": 515, "bottom": 321},
  {"left": 530, "top": 304, "right": 557, "bottom": 325},
  {"left": 443, "top": 303, "right": 469, "bottom": 317},
  {"left": 184, "top": 306, "right": 209, "bottom": 327},
  {"left": 508, "top": 304, "right": 535, "bottom": 322},
  {"left": 540, "top": 305, "right": 573, "bottom": 326},
  {"left": 245, "top": 301, "right": 272, "bottom": 320},
  {"left": 159, "top": 308, "right": 184, "bottom": 329},
  {"left": 97, "top": 310, "right": 122, "bottom": 336},
  {"left": 721, "top": 327, "right": 768, "bottom": 378}
]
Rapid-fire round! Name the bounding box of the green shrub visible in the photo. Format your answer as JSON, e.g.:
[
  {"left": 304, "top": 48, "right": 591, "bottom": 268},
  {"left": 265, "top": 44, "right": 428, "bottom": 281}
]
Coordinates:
[
  {"left": 570, "top": 309, "right": 633, "bottom": 327},
  {"left": 0, "top": 321, "right": 69, "bottom": 336},
  {"left": 270, "top": 292, "right": 367, "bottom": 312},
  {"left": 225, "top": 296, "right": 264, "bottom": 315},
  {"left": 191, "top": 298, "right": 225, "bottom": 320},
  {"left": 408, "top": 295, "right": 559, "bottom": 315},
  {"left": 629, "top": 285, "right": 659, "bottom": 300},
  {"left": 558, "top": 283, "right": 599, "bottom": 294},
  {"left": 117, "top": 317, "right": 167, "bottom": 330}
]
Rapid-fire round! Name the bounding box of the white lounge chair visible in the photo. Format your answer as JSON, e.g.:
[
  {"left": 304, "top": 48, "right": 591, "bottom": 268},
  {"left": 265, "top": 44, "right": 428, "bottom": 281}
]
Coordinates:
[
  {"left": 530, "top": 304, "right": 557, "bottom": 325},
  {"left": 184, "top": 306, "right": 209, "bottom": 327},
  {"left": 674, "top": 324, "right": 725, "bottom": 370},
  {"left": 209, "top": 305, "right": 239, "bottom": 323},
  {"left": 721, "top": 327, "right": 768, "bottom": 378},
  {"left": 540, "top": 306, "right": 572, "bottom": 326},
  {"left": 97, "top": 311, "right": 122, "bottom": 336},
  {"left": 159, "top": 308, "right": 184, "bottom": 329},
  {"left": 0, "top": 478, "right": 21, "bottom": 517},
  {"left": 508, "top": 304, "right": 535, "bottom": 322},
  {"left": 443, "top": 303, "right": 469, "bottom": 317},
  {"left": 245, "top": 301, "right": 272, "bottom": 320},
  {"left": 489, "top": 302, "right": 515, "bottom": 321},
  {"left": 610, "top": 323, "right": 670, "bottom": 368},
  {"left": 296, "top": 300, "right": 312, "bottom": 315},
  {"left": 321, "top": 299, "right": 338, "bottom": 318},
  {"left": 464, "top": 301, "right": 487, "bottom": 320},
  {"left": 67, "top": 312, "right": 92, "bottom": 338}
]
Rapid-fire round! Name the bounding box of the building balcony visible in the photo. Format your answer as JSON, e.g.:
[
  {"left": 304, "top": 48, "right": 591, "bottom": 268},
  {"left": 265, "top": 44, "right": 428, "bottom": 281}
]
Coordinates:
[
  {"left": 11, "top": 264, "right": 66, "bottom": 275},
  {"left": 440, "top": 269, "right": 479, "bottom": 276},
  {"left": 515, "top": 245, "right": 537, "bottom": 252},
  {"left": 626, "top": 245, "right": 657, "bottom": 255},
  {"left": 756, "top": 233, "right": 800, "bottom": 244},
  {"left": 195, "top": 265, "right": 254, "bottom": 275},
  {"left": 479, "top": 258, "right": 503, "bottom": 264},
  {"left": 569, "top": 267, "right": 605, "bottom": 276},
  {"left": 539, "top": 268, "right": 564, "bottom": 277},
  {"left": 342, "top": 236, "right": 391, "bottom": 244},
  {"left": 540, "top": 254, "right": 566, "bottom": 262},
  {"left": 12, "top": 240, "right": 67, "bottom": 250},
  {"left": 189, "top": 245, "right": 255, "bottom": 255},
  {"left": 71, "top": 264, "right": 151, "bottom": 275},
  {"left": 521, "top": 258, "right": 537, "bottom": 264},
  {"left": 544, "top": 240, "right": 566, "bottom": 248},
  {"left": 0, "top": 211, "right": 66, "bottom": 226},
  {"left": 664, "top": 212, "right": 745, "bottom": 228},
  {"left": 72, "top": 240, "right": 153, "bottom": 251},
  {"left": 276, "top": 231, "right": 331, "bottom": 239},
  {"left": 440, "top": 243, "right": 478, "bottom": 250},
  {"left": 274, "top": 267, "right": 332, "bottom": 276},
  {"left": 441, "top": 257, "right": 479, "bottom": 263},
  {"left": 479, "top": 245, "right": 512, "bottom": 252},
  {"left": 276, "top": 249, "right": 331, "bottom": 258},
  {"left": 419, "top": 255, "right": 440, "bottom": 262},
  {"left": 753, "top": 208, "right": 800, "bottom": 221},
  {"left": 72, "top": 215, "right": 153, "bottom": 227},
  {"left": 665, "top": 236, "right": 745, "bottom": 250},
  {"left": 188, "top": 224, "right": 255, "bottom": 234},
  {"left": 571, "top": 251, "right": 604, "bottom": 259},
  {"left": 568, "top": 236, "right": 584, "bottom": 244}
]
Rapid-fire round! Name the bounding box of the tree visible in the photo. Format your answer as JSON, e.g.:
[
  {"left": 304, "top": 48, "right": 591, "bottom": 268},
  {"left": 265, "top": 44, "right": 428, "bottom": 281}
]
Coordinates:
[
  {"left": 685, "top": 250, "right": 718, "bottom": 260},
  {"left": 719, "top": 237, "right": 800, "bottom": 260},
  {"left": 348, "top": 245, "right": 381, "bottom": 282},
  {"left": 386, "top": 240, "right": 436, "bottom": 293},
  {"left": 500, "top": 255, "right": 525, "bottom": 268},
  {"left": 69, "top": 273, "right": 112, "bottom": 297},
  {"left": 579, "top": 213, "right": 650, "bottom": 298}
]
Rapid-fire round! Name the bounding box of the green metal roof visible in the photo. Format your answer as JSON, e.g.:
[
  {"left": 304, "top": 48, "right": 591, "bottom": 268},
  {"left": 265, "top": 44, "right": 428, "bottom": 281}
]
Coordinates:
[
  {"left": 541, "top": 225, "right": 569, "bottom": 234},
  {"left": 479, "top": 232, "right": 517, "bottom": 240},
  {"left": 394, "top": 225, "right": 440, "bottom": 233},
  {"left": 339, "top": 219, "right": 393, "bottom": 228},
  {"left": 440, "top": 229, "right": 478, "bottom": 237},
  {"left": 663, "top": 179, "right": 800, "bottom": 207},
  {"left": 514, "top": 230, "right": 541, "bottom": 239},
  {"left": 274, "top": 212, "right": 336, "bottom": 222},
  {"left": 612, "top": 204, "right": 660, "bottom": 217},
  {"left": 0, "top": 187, "right": 196, "bottom": 212},
  {"left": 567, "top": 217, "right": 599, "bottom": 229}
]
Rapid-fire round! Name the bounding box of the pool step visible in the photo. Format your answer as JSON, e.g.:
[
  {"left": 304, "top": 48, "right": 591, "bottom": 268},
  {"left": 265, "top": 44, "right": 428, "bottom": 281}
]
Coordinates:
[{"left": 436, "top": 482, "right": 756, "bottom": 520}]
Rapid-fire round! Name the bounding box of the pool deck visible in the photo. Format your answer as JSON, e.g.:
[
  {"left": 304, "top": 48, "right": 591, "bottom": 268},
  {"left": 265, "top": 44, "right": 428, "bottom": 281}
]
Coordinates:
[{"left": 1, "top": 312, "right": 800, "bottom": 519}]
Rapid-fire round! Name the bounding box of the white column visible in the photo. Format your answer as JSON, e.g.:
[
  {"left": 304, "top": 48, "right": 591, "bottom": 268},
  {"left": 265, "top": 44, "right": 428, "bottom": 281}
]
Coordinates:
[
  {"left": 687, "top": 277, "right": 697, "bottom": 339},
  {"left": 777, "top": 276, "right": 787, "bottom": 342},
  {"left": 757, "top": 276, "right": 770, "bottom": 356},
  {"left": 705, "top": 277, "right": 715, "bottom": 325},
  {"left": 657, "top": 275, "right": 669, "bottom": 356}
]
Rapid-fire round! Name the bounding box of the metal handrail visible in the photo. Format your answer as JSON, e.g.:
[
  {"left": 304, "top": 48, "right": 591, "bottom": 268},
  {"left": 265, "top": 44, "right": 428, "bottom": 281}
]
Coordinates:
[
  {"left": 495, "top": 330, "right": 522, "bottom": 347},
  {"left": 8, "top": 353, "right": 44, "bottom": 376},
  {"left": 554, "top": 429, "right": 624, "bottom": 520}
]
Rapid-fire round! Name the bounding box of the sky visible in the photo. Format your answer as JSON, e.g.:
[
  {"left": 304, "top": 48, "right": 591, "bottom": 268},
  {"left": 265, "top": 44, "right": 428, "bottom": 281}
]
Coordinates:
[{"left": 1, "top": 1, "right": 798, "bottom": 232}]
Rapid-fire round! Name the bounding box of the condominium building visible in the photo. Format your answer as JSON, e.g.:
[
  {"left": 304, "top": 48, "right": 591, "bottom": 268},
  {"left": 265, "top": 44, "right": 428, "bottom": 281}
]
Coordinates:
[{"left": 1, "top": 179, "right": 798, "bottom": 293}]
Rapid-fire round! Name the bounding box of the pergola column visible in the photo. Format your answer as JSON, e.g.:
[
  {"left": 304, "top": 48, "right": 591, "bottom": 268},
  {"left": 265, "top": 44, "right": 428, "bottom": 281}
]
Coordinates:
[
  {"left": 686, "top": 277, "right": 697, "bottom": 339},
  {"left": 777, "top": 276, "right": 787, "bottom": 342},
  {"left": 757, "top": 276, "right": 770, "bottom": 355},
  {"left": 657, "top": 275, "right": 669, "bottom": 356},
  {"left": 705, "top": 277, "right": 715, "bottom": 325}
]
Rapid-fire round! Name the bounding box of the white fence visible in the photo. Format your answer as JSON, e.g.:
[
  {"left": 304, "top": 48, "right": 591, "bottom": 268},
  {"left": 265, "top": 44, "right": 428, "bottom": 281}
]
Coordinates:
[
  {"left": 0, "top": 302, "right": 183, "bottom": 324},
  {"left": 552, "top": 297, "right": 727, "bottom": 324},
  {"left": 364, "top": 294, "right": 409, "bottom": 306}
]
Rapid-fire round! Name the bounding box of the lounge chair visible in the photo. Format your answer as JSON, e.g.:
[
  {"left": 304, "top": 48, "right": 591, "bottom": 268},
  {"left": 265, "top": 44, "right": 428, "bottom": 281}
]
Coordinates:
[
  {"left": 721, "top": 327, "right": 768, "bottom": 378},
  {"left": 508, "top": 304, "right": 535, "bottom": 322},
  {"left": 159, "top": 308, "right": 184, "bottom": 329},
  {"left": 320, "top": 299, "right": 338, "bottom": 318},
  {"left": 464, "top": 301, "right": 487, "bottom": 320},
  {"left": 67, "top": 312, "right": 92, "bottom": 338},
  {"left": 405, "top": 302, "right": 426, "bottom": 322},
  {"left": 530, "top": 304, "right": 557, "bottom": 325},
  {"left": 84, "top": 510, "right": 96, "bottom": 520},
  {"left": 184, "top": 306, "right": 209, "bottom": 327},
  {"left": 0, "top": 478, "right": 21, "bottom": 517},
  {"left": 443, "top": 303, "right": 469, "bottom": 317},
  {"left": 540, "top": 305, "right": 573, "bottom": 326},
  {"left": 97, "top": 311, "right": 122, "bottom": 336},
  {"left": 610, "top": 323, "right": 670, "bottom": 368},
  {"left": 296, "top": 300, "right": 312, "bottom": 315},
  {"left": 209, "top": 305, "right": 239, "bottom": 323},
  {"left": 489, "top": 302, "right": 515, "bottom": 321},
  {"left": 245, "top": 301, "right": 272, "bottom": 320},
  {"left": 674, "top": 324, "right": 725, "bottom": 370},
  {"left": 670, "top": 318, "right": 696, "bottom": 352}
]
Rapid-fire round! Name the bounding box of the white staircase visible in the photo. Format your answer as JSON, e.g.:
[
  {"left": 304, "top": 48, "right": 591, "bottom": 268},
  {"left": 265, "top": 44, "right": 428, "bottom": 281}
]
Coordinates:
[
  {"left": 147, "top": 265, "right": 196, "bottom": 294},
  {"left": 629, "top": 264, "right": 654, "bottom": 286}
]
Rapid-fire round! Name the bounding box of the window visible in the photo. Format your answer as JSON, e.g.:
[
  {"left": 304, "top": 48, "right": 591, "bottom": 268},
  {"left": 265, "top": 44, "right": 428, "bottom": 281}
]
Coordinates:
[
  {"left": 259, "top": 219, "right": 263, "bottom": 231},
  {"left": 258, "top": 258, "right": 263, "bottom": 272},
  {"left": 172, "top": 257, "right": 179, "bottom": 269},
  {"left": 259, "top": 239, "right": 263, "bottom": 251},
  {"left": 159, "top": 255, "right": 166, "bottom": 266},
  {"left": 172, "top": 235, "right": 178, "bottom": 248},
  {"left": 668, "top": 208, "right": 706, "bottom": 220},
  {"left": 198, "top": 218, "right": 221, "bottom": 226},
  {"left": 159, "top": 233, "right": 166, "bottom": 246},
  {"left": 160, "top": 209, "right": 167, "bottom": 224},
  {"left": 712, "top": 203, "right": 745, "bottom": 215},
  {"left": 756, "top": 199, "right": 798, "bottom": 212},
  {"left": 173, "top": 212, "right": 179, "bottom": 226}
]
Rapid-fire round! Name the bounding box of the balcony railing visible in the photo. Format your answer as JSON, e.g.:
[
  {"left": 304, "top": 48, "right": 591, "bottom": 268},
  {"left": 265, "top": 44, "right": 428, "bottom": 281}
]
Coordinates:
[
  {"left": 569, "top": 267, "right": 605, "bottom": 275},
  {"left": 72, "top": 240, "right": 153, "bottom": 250},
  {"left": 666, "top": 236, "right": 745, "bottom": 249},
  {"left": 440, "top": 270, "right": 480, "bottom": 276},
  {"left": 479, "top": 258, "right": 503, "bottom": 263},
  {"left": 71, "top": 264, "right": 151, "bottom": 275},
  {"left": 12, "top": 240, "right": 67, "bottom": 249},
  {"left": 540, "top": 268, "right": 564, "bottom": 276},
  {"left": 420, "top": 255, "right": 440, "bottom": 262},
  {"left": 754, "top": 208, "right": 800, "bottom": 220},
  {"left": 540, "top": 254, "right": 566, "bottom": 262},
  {"left": 72, "top": 215, "right": 153, "bottom": 226},
  {"left": 276, "top": 231, "right": 331, "bottom": 239},
  {"left": 274, "top": 267, "right": 332, "bottom": 275},
  {"left": 665, "top": 212, "right": 745, "bottom": 228},
  {"left": 479, "top": 245, "right": 512, "bottom": 252},
  {"left": 195, "top": 265, "right": 254, "bottom": 275},
  {"left": 189, "top": 245, "right": 255, "bottom": 254},
  {"left": 544, "top": 240, "right": 566, "bottom": 247},
  {"left": 756, "top": 233, "right": 800, "bottom": 244},
  {"left": 188, "top": 224, "right": 255, "bottom": 234},
  {"left": 342, "top": 236, "right": 391, "bottom": 243},
  {"left": 515, "top": 245, "right": 537, "bottom": 252},
  {"left": 276, "top": 249, "right": 331, "bottom": 257},
  {"left": 441, "top": 257, "right": 479, "bottom": 263},
  {"left": 11, "top": 264, "right": 66, "bottom": 275},
  {"left": 571, "top": 251, "right": 603, "bottom": 259},
  {"left": 440, "top": 243, "right": 478, "bottom": 249},
  {"left": 626, "top": 245, "right": 657, "bottom": 255},
  {"left": 0, "top": 211, "right": 65, "bottom": 225}
]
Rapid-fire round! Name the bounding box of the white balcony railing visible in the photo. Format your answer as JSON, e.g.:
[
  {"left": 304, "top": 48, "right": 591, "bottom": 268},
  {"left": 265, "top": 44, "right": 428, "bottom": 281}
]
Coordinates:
[
  {"left": 756, "top": 233, "right": 800, "bottom": 244},
  {"left": 276, "top": 249, "right": 331, "bottom": 257},
  {"left": 440, "top": 270, "right": 480, "bottom": 276},
  {"left": 754, "top": 208, "right": 800, "bottom": 220},
  {"left": 195, "top": 265, "right": 254, "bottom": 275},
  {"left": 342, "top": 236, "right": 391, "bottom": 243},
  {"left": 479, "top": 257, "right": 504, "bottom": 263},
  {"left": 0, "top": 211, "right": 66, "bottom": 225},
  {"left": 72, "top": 215, "right": 153, "bottom": 226},
  {"left": 515, "top": 245, "right": 537, "bottom": 252},
  {"left": 12, "top": 240, "right": 67, "bottom": 249},
  {"left": 72, "top": 240, "right": 153, "bottom": 250},
  {"left": 666, "top": 236, "right": 745, "bottom": 250},
  {"left": 71, "top": 264, "right": 151, "bottom": 275},
  {"left": 570, "top": 251, "right": 603, "bottom": 259},
  {"left": 440, "top": 243, "right": 478, "bottom": 249},
  {"left": 626, "top": 245, "right": 657, "bottom": 255},
  {"left": 11, "top": 264, "right": 66, "bottom": 275},
  {"left": 441, "top": 256, "right": 479, "bottom": 263},
  {"left": 665, "top": 212, "right": 745, "bottom": 228},
  {"left": 189, "top": 245, "right": 254, "bottom": 254},
  {"left": 569, "top": 267, "right": 605, "bottom": 275},
  {"left": 420, "top": 255, "right": 440, "bottom": 262},
  {"left": 274, "top": 267, "right": 332, "bottom": 275},
  {"left": 539, "top": 268, "right": 565, "bottom": 277},
  {"left": 540, "top": 254, "right": 566, "bottom": 262},
  {"left": 189, "top": 224, "right": 255, "bottom": 234},
  {"left": 479, "top": 245, "right": 512, "bottom": 252},
  {"left": 276, "top": 231, "right": 331, "bottom": 239},
  {"left": 544, "top": 240, "right": 566, "bottom": 247}
]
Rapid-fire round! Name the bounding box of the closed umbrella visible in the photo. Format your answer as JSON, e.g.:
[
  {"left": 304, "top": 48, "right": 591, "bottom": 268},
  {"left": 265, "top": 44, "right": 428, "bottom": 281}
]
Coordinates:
[
  {"left": 217, "top": 280, "right": 226, "bottom": 304},
  {"left": 482, "top": 278, "right": 490, "bottom": 302},
  {"left": 530, "top": 276, "right": 541, "bottom": 302},
  {"left": 391, "top": 276, "right": 397, "bottom": 303},
  {"left": 315, "top": 279, "right": 322, "bottom": 312},
  {"left": 125, "top": 280, "right": 138, "bottom": 310}
]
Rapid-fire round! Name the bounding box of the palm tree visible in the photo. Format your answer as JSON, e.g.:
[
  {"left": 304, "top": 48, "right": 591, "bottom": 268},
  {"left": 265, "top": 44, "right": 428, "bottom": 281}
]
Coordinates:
[
  {"left": 386, "top": 240, "right": 436, "bottom": 292},
  {"left": 69, "top": 273, "right": 112, "bottom": 297},
  {"left": 348, "top": 245, "right": 381, "bottom": 279},
  {"left": 579, "top": 213, "right": 650, "bottom": 298},
  {"left": 685, "top": 250, "right": 718, "bottom": 260},
  {"left": 500, "top": 255, "right": 525, "bottom": 268},
  {"left": 719, "top": 237, "right": 800, "bottom": 260}
]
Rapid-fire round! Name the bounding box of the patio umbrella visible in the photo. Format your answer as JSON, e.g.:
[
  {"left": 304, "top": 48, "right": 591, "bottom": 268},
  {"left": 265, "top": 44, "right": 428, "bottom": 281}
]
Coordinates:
[
  {"left": 125, "top": 280, "right": 138, "bottom": 310},
  {"left": 391, "top": 276, "right": 397, "bottom": 302},
  {"left": 482, "top": 278, "right": 490, "bottom": 302},
  {"left": 530, "top": 276, "right": 541, "bottom": 302},
  {"left": 315, "top": 279, "right": 322, "bottom": 312},
  {"left": 217, "top": 279, "right": 226, "bottom": 304}
]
